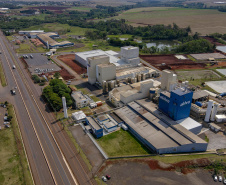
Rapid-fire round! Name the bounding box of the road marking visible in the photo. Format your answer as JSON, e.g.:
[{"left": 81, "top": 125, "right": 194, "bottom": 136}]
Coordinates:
[{"left": 0, "top": 39, "right": 58, "bottom": 185}]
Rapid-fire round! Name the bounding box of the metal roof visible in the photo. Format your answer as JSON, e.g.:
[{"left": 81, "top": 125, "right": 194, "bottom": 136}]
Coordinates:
[
  {"left": 193, "top": 90, "right": 209, "bottom": 100},
  {"left": 86, "top": 117, "right": 101, "bottom": 130}
]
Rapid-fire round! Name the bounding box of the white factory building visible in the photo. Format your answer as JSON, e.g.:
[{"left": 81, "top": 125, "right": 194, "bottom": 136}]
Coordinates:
[
  {"left": 109, "top": 79, "right": 161, "bottom": 107},
  {"left": 75, "top": 46, "right": 158, "bottom": 86}
]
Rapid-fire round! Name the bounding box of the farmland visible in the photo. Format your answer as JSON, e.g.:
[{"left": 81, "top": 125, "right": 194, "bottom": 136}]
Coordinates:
[{"left": 110, "top": 7, "right": 226, "bottom": 35}]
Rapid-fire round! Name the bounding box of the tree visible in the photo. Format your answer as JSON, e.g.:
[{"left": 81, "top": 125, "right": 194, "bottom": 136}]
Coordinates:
[{"left": 54, "top": 72, "right": 60, "bottom": 79}]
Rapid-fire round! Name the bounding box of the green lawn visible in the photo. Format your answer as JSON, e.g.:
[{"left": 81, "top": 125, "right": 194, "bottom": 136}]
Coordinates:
[
  {"left": 0, "top": 61, "right": 7, "bottom": 87},
  {"left": 0, "top": 104, "right": 33, "bottom": 185},
  {"left": 97, "top": 129, "right": 150, "bottom": 157}
]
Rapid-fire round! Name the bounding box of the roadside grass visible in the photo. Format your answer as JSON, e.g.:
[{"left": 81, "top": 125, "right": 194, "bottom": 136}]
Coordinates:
[
  {"left": 56, "top": 108, "right": 79, "bottom": 120},
  {"left": 63, "top": 121, "right": 92, "bottom": 171},
  {"left": 16, "top": 43, "right": 46, "bottom": 53},
  {"left": 0, "top": 61, "right": 7, "bottom": 87},
  {"left": 97, "top": 129, "right": 150, "bottom": 157},
  {"left": 151, "top": 154, "right": 226, "bottom": 164},
  {"left": 0, "top": 104, "right": 33, "bottom": 185},
  {"left": 6, "top": 36, "right": 14, "bottom": 41}
]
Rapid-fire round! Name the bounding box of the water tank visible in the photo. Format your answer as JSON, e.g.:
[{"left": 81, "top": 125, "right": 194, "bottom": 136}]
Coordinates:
[
  {"left": 204, "top": 100, "right": 213, "bottom": 122},
  {"left": 195, "top": 102, "right": 202, "bottom": 107},
  {"left": 111, "top": 80, "right": 115, "bottom": 89},
  {"left": 138, "top": 74, "right": 141, "bottom": 82}
]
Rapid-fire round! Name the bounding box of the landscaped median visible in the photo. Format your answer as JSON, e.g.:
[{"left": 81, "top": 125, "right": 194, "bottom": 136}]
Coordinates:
[
  {"left": 0, "top": 60, "right": 7, "bottom": 87},
  {"left": 0, "top": 104, "right": 34, "bottom": 185}
]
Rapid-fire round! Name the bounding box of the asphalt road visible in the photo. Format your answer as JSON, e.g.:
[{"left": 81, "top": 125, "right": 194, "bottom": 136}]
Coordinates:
[
  {"left": 0, "top": 32, "right": 76, "bottom": 185},
  {"left": 0, "top": 32, "right": 95, "bottom": 185}
]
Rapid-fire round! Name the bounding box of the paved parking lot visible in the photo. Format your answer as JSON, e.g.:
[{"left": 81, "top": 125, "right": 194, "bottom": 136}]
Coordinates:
[
  {"left": 205, "top": 130, "right": 226, "bottom": 150},
  {"left": 100, "top": 161, "right": 221, "bottom": 185},
  {"left": 21, "top": 53, "right": 61, "bottom": 75}
]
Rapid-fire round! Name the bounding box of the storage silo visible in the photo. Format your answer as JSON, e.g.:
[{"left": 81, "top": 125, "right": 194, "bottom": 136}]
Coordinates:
[
  {"left": 204, "top": 100, "right": 213, "bottom": 122},
  {"left": 210, "top": 103, "right": 218, "bottom": 122}
]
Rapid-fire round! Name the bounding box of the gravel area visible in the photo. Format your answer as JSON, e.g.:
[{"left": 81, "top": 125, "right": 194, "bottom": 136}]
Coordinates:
[
  {"left": 100, "top": 161, "right": 220, "bottom": 185},
  {"left": 70, "top": 124, "right": 105, "bottom": 173}
]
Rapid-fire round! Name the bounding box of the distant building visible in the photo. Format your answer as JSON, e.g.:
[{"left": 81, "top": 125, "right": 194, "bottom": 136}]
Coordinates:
[{"left": 37, "top": 32, "right": 74, "bottom": 49}]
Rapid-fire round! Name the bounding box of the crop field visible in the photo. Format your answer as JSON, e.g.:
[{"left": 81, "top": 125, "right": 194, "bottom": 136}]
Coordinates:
[
  {"left": 111, "top": 7, "right": 226, "bottom": 35},
  {"left": 68, "top": 7, "right": 92, "bottom": 12}
]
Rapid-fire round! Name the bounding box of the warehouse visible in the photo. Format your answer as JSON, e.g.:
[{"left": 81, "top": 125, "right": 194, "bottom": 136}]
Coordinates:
[
  {"left": 114, "top": 101, "right": 207, "bottom": 154},
  {"left": 75, "top": 49, "right": 122, "bottom": 67},
  {"left": 19, "top": 30, "right": 44, "bottom": 35},
  {"left": 37, "top": 32, "right": 74, "bottom": 49}
]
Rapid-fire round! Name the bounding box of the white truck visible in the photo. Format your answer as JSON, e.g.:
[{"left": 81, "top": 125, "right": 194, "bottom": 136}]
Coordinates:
[{"left": 12, "top": 65, "right": 16, "bottom": 69}]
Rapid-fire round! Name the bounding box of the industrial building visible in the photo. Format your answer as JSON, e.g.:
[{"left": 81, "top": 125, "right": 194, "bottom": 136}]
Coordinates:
[
  {"left": 71, "top": 91, "right": 92, "bottom": 109},
  {"left": 37, "top": 32, "right": 74, "bottom": 49},
  {"left": 160, "top": 70, "right": 177, "bottom": 91},
  {"left": 85, "top": 113, "right": 121, "bottom": 137},
  {"left": 159, "top": 88, "right": 193, "bottom": 121},
  {"left": 72, "top": 111, "right": 86, "bottom": 123},
  {"left": 76, "top": 46, "right": 158, "bottom": 86},
  {"left": 109, "top": 79, "right": 161, "bottom": 107},
  {"left": 114, "top": 101, "right": 207, "bottom": 154},
  {"left": 19, "top": 30, "right": 44, "bottom": 35},
  {"left": 86, "top": 117, "right": 103, "bottom": 138}
]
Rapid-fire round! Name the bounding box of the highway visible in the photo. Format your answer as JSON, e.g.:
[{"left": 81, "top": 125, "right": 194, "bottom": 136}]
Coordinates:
[{"left": 0, "top": 33, "right": 94, "bottom": 185}]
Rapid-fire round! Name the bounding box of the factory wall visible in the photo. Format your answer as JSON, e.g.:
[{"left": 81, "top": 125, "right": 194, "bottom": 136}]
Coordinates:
[
  {"left": 96, "top": 64, "right": 116, "bottom": 84},
  {"left": 87, "top": 55, "right": 110, "bottom": 84},
  {"left": 75, "top": 54, "right": 87, "bottom": 67},
  {"left": 121, "top": 47, "right": 139, "bottom": 60},
  {"left": 158, "top": 93, "right": 170, "bottom": 114},
  {"left": 168, "top": 90, "right": 193, "bottom": 121}
]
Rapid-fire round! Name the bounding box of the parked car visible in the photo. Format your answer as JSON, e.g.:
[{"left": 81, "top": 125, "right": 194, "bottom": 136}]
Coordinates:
[
  {"left": 214, "top": 175, "right": 218, "bottom": 182},
  {"left": 219, "top": 176, "right": 222, "bottom": 182},
  {"left": 223, "top": 178, "right": 226, "bottom": 184},
  {"left": 12, "top": 65, "right": 16, "bottom": 69},
  {"left": 106, "top": 175, "right": 111, "bottom": 180},
  {"left": 102, "top": 176, "right": 107, "bottom": 182}
]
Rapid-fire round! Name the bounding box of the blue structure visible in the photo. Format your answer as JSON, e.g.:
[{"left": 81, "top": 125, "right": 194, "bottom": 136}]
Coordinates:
[
  {"left": 86, "top": 117, "right": 103, "bottom": 138},
  {"left": 168, "top": 89, "right": 193, "bottom": 121},
  {"left": 158, "top": 91, "right": 170, "bottom": 114},
  {"left": 158, "top": 88, "right": 193, "bottom": 121}
]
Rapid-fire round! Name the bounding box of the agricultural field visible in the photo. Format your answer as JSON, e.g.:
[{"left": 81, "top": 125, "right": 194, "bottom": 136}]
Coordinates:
[
  {"left": 68, "top": 7, "right": 92, "bottom": 12},
  {"left": 97, "top": 129, "right": 150, "bottom": 157},
  {"left": 110, "top": 7, "right": 226, "bottom": 35}
]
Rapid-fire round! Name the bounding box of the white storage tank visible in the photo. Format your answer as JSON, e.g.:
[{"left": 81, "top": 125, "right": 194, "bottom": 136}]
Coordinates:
[{"left": 204, "top": 100, "right": 213, "bottom": 122}]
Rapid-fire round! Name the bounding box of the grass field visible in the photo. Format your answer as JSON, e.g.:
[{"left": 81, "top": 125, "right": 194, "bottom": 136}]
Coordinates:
[
  {"left": 151, "top": 153, "right": 226, "bottom": 164},
  {"left": 0, "top": 61, "right": 7, "bottom": 87},
  {"left": 109, "top": 7, "right": 226, "bottom": 35},
  {"left": 0, "top": 104, "right": 33, "bottom": 185},
  {"left": 24, "top": 23, "right": 94, "bottom": 36},
  {"left": 97, "top": 129, "right": 150, "bottom": 157}
]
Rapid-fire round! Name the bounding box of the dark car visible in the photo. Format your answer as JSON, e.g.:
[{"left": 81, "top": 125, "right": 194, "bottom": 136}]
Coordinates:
[{"left": 106, "top": 175, "right": 111, "bottom": 180}]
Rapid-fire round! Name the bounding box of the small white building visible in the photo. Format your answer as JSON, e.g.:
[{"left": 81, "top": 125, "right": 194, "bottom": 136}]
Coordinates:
[
  {"left": 176, "top": 117, "right": 202, "bottom": 135},
  {"left": 72, "top": 111, "right": 86, "bottom": 123},
  {"left": 215, "top": 114, "right": 226, "bottom": 122},
  {"left": 71, "top": 91, "right": 90, "bottom": 109}
]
